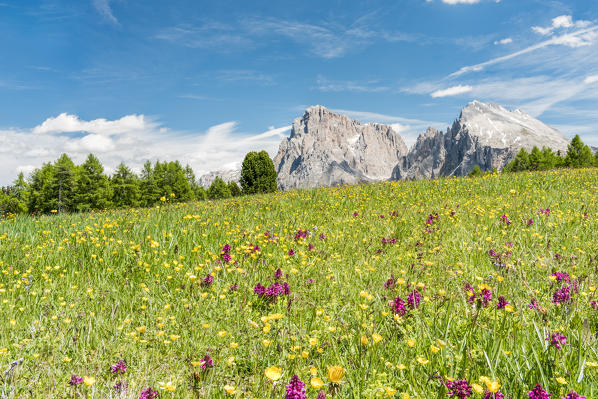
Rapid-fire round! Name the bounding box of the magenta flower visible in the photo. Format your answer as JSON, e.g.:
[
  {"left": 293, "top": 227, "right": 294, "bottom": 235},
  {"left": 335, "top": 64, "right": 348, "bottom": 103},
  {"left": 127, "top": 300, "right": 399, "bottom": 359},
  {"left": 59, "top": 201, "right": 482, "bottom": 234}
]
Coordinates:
[
  {"left": 68, "top": 374, "right": 83, "bottom": 386},
  {"left": 288, "top": 249, "right": 295, "bottom": 256},
  {"left": 552, "top": 285, "right": 571, "bottom": 304},
  {"left": 316, "top": 390, "right": 327, "bottom": 399},
  {"left": 446, "top": 379, "right": 473, "bottom": 398},
  {"left": 202, "top": 274, "right": 213, "bottom": 286},
  {"left": 200, "top": 354, "right": 213, "bottom": 369},
  {"left": 139, "top": 387, "right": 159, "bottom": 399},
  {"left": 113, "top": 381, "right": 128, "bottom": 393},
  {"left": 391, "top": 296, "right": 406, "bottom": 316},
  {"left": 496, "top": 296, "right": 509, "bottom": 309},
  {"left": 561, "top": 391, "right": 586, "bottom": 399},
  {"left": 484, "top": 390, "right": 505, "bottom": 399},
  {"left": 111, "top": 359, "right": 127, "bottom": 375},
  {"left": 407, "top": 289, "right": 422, "bottom": 309},
  {"left": 528, "top": 383, "right": 551, "bottom": 399},
  {"left": 286, "top": 375, "right": 306, "bottom": 399},
  {"left": 546, "top": 332, "right": 567, "bottom": 350},
  {"left": 551, "top": 272, "right": 570, "bottom": 283}
]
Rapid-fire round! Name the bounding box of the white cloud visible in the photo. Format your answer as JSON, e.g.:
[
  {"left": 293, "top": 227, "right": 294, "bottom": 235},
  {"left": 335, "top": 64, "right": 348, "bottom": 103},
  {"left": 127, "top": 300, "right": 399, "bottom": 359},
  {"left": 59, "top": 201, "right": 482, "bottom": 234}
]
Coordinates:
[
  {"left": 316, "top": 76, "right": 389, "bottom": 92},
  {"left": 451, "top": 24, "right": 598, "bottom": 76},
  {"left": 585, "top": 75, "right": 598, "bottom": 84},
  {"left": 532, "top": 15, "right": 592, "bottom": 36},
  {"left": 494, "top": 37, "right": 513, "bottom": 45},
  {"left": 92, "top": 0, "right": 118, "bottom": 24},
  {"left": 431, "top": 85, "right": 473, "bottom": 98},
  {"left": 442, "top": 0, "right": 480, "bottom": 4},
  {"left": 0, "top": 114, "right": 292, "bottom": 185}
]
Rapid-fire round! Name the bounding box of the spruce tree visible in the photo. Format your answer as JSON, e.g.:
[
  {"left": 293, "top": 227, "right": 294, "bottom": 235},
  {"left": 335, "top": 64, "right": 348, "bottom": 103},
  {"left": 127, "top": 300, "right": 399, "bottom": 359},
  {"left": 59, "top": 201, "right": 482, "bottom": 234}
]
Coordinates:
[
  {"left": 564, "top": 135, "right": 594, "bottom": 168},
  {"left": 111, "top": 162, "right": 140, "bottom": 208},
  {"left": 240, "top": 151, "right": 277, "bottom": 195},
  {"left": 73, "top": 154, "right": 113, "bottom": 211},
  {"left": 207, "top": 177, "right": 232, "bottom": 200}
]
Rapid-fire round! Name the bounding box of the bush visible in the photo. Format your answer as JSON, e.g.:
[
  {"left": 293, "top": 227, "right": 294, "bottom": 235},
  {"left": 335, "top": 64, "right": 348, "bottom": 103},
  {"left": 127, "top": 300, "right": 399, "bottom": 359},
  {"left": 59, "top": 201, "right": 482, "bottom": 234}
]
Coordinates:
[{"left": 207, "top": 177, "right": 232, "bottom": 200}]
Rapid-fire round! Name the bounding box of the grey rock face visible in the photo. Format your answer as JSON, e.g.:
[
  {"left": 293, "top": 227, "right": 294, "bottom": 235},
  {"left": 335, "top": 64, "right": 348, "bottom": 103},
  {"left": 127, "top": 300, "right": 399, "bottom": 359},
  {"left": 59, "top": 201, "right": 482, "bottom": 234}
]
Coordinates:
[
  {"left": 392, "top": 100, "right": 570, "bottom": 180},
  {"left": 274, "top": 105, "right": 408, "bottom": 190},
  {"left": 198, "top": 169, "right": 241, "bottom": 188}
]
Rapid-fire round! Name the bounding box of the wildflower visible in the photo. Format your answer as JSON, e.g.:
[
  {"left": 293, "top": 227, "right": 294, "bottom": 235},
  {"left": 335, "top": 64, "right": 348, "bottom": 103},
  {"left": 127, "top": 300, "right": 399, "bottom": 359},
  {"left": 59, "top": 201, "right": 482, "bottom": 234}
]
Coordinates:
[
  {"left": 111, "top": 359, "right": 127, "bottom": 375},
  {"left": 546, "top": 332, "right": 567, "bottom": 350},
  {"left": 496, "top": 296, "right": 510, "bottom": 309},
  {"left": 327, "top": 366, "right": 345, "bottom": 384},
  {"left": 224, "top": 385, "right": 236, "bottom": 394},
  {"left": 480, "top": 288, "right": 492, "bottom": 308},
  {"left": 311, "top": 377, "right": 324, "bottom": 389},
  {"left": 229, "top": 283, "right": 238, "bottom": 291},
  {"left": 286, "top": 375, "right": 306, "bottom": 399},
  {"left": 200, "top": 354, "right": 213, "bottom": 369},
  {"left": 407, "top": 290, "right": 423, "bottom": 309},
  {"left": 113, "top": 381, "right": 128, "bottom": 393},
  {"left": 83, "top": 376, "right": 96, "bottom": 386},
  {"left": 265, "top": 366, "right": 282, "bottom": 381},
  {"left": 138, "top": 387, "right": 159, "bottom": 399},
  {"left": 551, "top": 272, "right": 570, "bottom": 283},
  {"left": 202, "top": 274, "right": 213, "bottom": 286},
  {"left": 446, "top": 379, "right": 473, "bottom": 398},
  {"left": 528, "top": 383, "right": 551, "bottom": 399},
  {"left": 384, "top": 277, "right": 396, "bottom": 290},
  {"left": 552, "top": 285, "right": 571, "bottom": 304},
  {"left": 68, "top": 374, "right": 83, "bottom": 386},
  {"left": 274, "top": 268, "right": 283, "bottom": 280},
  {"left": 484, "top": 391, "right": 505, "bottom": 399},
  {"left": 316, "top": 391, "right": 327, "bottom": 399},
  {"left": 529, "top": 297, "right": 540, "bottom": 309},
  {"left": 391, "top": 296, "right": 406, "bottom": 316},
  {"left": 561, "top": 391, "right": 586, "bottom": 399},
  {"left": 288, "top": 249, "right": 295, "bottom": 256}
]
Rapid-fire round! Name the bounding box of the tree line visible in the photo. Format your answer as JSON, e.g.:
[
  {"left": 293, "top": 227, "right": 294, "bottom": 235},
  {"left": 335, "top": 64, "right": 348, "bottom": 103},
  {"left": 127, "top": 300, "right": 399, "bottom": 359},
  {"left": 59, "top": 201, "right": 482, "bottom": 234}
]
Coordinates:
[{"left": 0, "top": 150, "right": 277, "bottom": 216}]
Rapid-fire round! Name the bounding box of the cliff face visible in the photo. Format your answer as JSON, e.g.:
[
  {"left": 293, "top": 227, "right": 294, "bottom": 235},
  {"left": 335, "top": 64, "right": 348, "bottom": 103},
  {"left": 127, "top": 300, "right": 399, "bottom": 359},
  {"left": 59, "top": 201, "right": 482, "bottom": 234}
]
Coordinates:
[
  {"left": 392, "top": 101, "right": 570, "bottom": 180},
  {"left": 274, "top": 106, "right": 408, "bottom": 190}
]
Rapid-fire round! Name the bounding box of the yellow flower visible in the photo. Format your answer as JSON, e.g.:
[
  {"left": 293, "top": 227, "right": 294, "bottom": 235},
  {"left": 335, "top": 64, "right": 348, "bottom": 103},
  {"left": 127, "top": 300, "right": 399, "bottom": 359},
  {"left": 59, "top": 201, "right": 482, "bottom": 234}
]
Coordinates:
[
  {"left": 396, "top": 363, "right": 406, "bottom": 370},
  {"left": 83, "top": 376, "right": 96, "bottom": 386},
  {"left": 327, "top": 365, "right": 345, "bottom": 383},
  {"left": 264, "top": 366, "right": 282, "bottom": 381},
  {"left": 361, "top": 335, "right": 369, "bottom": 346},
  {"left": 401, "top": 393, "right": 411, "bottom": 399},
  {"left": 504, "top": 304, "right": 514, "bottom": 312},
  {"left": 416, "top": 357, "right": 429, "bottom": 365},
  {"left": 169, "top": 334, "right": 180, "bottom": 341},
  {"left": 472, "top": 383, "right": 484, "bottom": 394},
  {"left": 407, "top": 339, "right": 415, "bottom": 348},
  {"left": 158, "top": 381, "right": 176, "bottom": 391},
  {"left": 262, "top": 339, "right": 272, "bottom": 347},
  {"left": 310, "top": 366, "right": 318, "bottom": 376},
  {"left": 556, "top": 377, "right": 567, "bottom": 385},
  {"left": 135, "top": 326, "right": 146, "bottom": 333},
  {"left": 486, "top": 380, "right": 501, "bottom": 393},
  {"left": 430, "top": 345, "right": 440, "bottom": 353},
  {"left": 385, "top": 387, "right": 397, "bottom": 396},
  {"left": 311, "top": 377, "right": 325, "bottom": 389},
  {"left": 224, "top": 385, "right": 236, "bottom": 394},
  {"left": 372, "top": 333, "right": 383, "bottom": 343}
]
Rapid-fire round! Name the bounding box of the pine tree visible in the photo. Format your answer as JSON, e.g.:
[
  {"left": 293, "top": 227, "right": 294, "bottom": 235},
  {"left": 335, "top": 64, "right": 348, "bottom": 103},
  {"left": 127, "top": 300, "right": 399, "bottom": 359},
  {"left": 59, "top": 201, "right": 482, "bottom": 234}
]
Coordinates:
[
  {"left": 207, "top": 177, "right": 232, "bottom": 200},
  {"left": 228, "top": 181, "right": 242, "bottom": 196},
  {"left": 529, "top": 146, "right": 542, "bottom": 171},
  {"left": 139, "top": 161, "right": 159, "bottom": 206},
  {"left": 111, "top": 162, "right": 140, "bottom": 208},
  {"left": 240, "top": 151, "right": 277, "bottom": 195},
  {"left": 73, "top": 154, "right": 113, "bottom": 211},
  {"left": 53, "top": 154, "right": 77, "bottom": 213},
  {"left": 503, "top": 148, "right": 530, "bottom": 172},
  {"left": 564, "top": 135, "right": 594, "bottom": 168}
]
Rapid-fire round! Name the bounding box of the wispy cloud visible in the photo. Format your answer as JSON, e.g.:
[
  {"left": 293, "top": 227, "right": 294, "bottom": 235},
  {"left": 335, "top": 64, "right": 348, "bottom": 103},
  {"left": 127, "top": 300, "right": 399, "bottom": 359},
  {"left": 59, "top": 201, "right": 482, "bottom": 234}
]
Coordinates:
[
  {"left": 451, "top": 23, "right": 598, "bottom": 77},
  {"left": 92, "top": 0, "right": 118, "bottom": 24},
  {"left": 494, "top": 37, "right": 513, "bottom": 45},
  {"left": 316, "top": 76, "right": 390, "bottom": 93},
  {"left": 442, "top": 0, "right": 480, "bottom": 4},
  {"left": 431, "top": 85, "right": 473, "bottom": 98}
]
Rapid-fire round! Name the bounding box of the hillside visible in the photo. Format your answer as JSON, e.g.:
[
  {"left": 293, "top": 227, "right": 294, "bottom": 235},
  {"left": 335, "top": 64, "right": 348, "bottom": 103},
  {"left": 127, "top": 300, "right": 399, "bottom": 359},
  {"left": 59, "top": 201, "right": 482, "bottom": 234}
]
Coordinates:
[{"left": 0, "top": 168, "right": 597, "bottom": 398}]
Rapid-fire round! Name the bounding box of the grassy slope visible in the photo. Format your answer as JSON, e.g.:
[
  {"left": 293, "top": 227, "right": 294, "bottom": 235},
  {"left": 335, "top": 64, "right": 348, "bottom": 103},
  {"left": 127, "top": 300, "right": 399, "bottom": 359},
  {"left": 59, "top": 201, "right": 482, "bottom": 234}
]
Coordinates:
[{"left": 1, "top": 168, "right": 597, "bottom": 398}]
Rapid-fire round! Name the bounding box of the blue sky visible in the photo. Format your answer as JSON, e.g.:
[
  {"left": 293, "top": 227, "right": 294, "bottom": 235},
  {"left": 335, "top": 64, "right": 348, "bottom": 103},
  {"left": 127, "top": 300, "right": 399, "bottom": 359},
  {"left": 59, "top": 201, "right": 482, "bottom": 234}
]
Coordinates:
[{"left": 0, "top": 0, "right": 597, "bottom": 184}]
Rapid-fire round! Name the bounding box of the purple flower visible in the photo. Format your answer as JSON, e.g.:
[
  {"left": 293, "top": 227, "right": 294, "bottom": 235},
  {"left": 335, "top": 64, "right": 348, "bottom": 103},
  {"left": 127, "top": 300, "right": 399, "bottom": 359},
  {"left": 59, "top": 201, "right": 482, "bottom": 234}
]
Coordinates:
[
  {"left": 139, "top": 387, "right": 159, "bottom": 399},
  {"left": 551, "top": 272, "right": 570, "bottom": 283},
  {"left": 294, "top": 229, "right": 309, "bottom": 240},
  {"left": 446, "top": 379, "right": 473, "bottom": 399},
  {"left": 202, "top": 274, "right": 213, "bottom": 286},
  {"left": 254, "top": 283, "right": 266, "bottom": 296},
  {"left": 546, "top": 332, "right": 567, "bottom": 350},
  {"left": 496, "top": 296, "right": 510, "bottom": 309},
  {"left": 529, "top": 297, "right": 540, "bottom": 310},
  {"left": 561, "top": 391, "right": 586, "bottom": 399},
  {"left": 500, "top": 215, "right": 512, "bottom": 225},
  {"left": 407, "top": 290, "right": 422, "bottom": 309},
  {"left": 528, "top": 383, "right": 551, "bottom": 399},
  {"left": 527, "top": 218, "right": 534, "bottom": 226},
  {"left": 316, "top": 390, "right": 327, "bottom": 399},
  {"left": 308, "top": 243, "right": 315, "bottom": 251},
  {"left": 480, "top": 288, "right": 492, "bottom": 308},
  {"left": 68, "top": 374, "right": 83, "bottom": 386},
  {"left": 384, "top": 277, "right": 396, "bottom": 290},
  {"left": 319, "top": 233, "right": 326, "bottom": 240},
  {"left": 391, "top": 296, "right": 406, "bottom": 316},
  {"left": 111, "top": 359, "right": 127, "bottom": 375},
  {"left": 288, "top": 249, "right": 295, "bottom": 256},
  {"left": 113, "top": 381, "right": 128, "bottom": 393},
  {"left": 484, "top": 391, "right": 505, "bottom": 399},
  {"left": 200, "top": 354, "right": 213, "bottom": 369},
  {"left": 274, "top": 268, "right": 283, "bottom": 280},
  {"left": 552, "top": 285, "right": 571, "bottom": 304},
  {"left": 286, "top": 375, "right": 306, "bottom": 399},
  {"left": 221, "top": 244, "right": 231, "bottom": 254},
  {"left": 353, "top": 212, "right": 359, "bottom": 217},
  {"left": 590, "top": 300, "right": 597, "bottom": 309},
  {"left": 229, "top": 283, "right": 238, "bottom": 291}
]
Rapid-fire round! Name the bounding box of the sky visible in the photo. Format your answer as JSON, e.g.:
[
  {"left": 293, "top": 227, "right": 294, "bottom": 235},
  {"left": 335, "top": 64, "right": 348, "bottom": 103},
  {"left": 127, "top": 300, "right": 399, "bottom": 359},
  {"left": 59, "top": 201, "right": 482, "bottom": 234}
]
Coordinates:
[{"left": 0, "top": 0, "right": 597, "bottom": 185}]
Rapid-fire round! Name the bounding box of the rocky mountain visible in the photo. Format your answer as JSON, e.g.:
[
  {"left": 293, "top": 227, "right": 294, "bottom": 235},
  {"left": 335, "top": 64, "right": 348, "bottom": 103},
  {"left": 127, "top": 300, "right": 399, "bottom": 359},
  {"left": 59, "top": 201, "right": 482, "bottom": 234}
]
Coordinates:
[
  {"left": 392, "top": 101, "right": 570, "bottom": 180},
  {"left": 198, "top": 169, "right": 241, "bottom": 188},
  {"left": 273, "top": 105, "right": 408, "bottom": 190}
]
